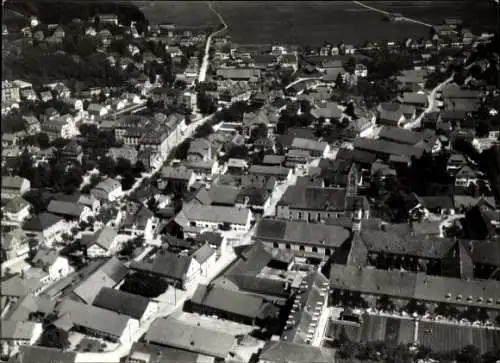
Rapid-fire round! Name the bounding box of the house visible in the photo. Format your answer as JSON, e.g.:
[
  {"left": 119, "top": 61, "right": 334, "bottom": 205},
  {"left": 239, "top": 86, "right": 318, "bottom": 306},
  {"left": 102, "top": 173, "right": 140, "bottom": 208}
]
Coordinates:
[
  {"left": 455, "top": 165, "right": 478, "bottom": 188},
  {"left": 56, "top": 299, "right": 139, "bottom": 343},
  {"left": 71, "top": 257, "right": 128, "bottom": 304},
  {"left": 345, "top": 116, "right": 377, "bottom": 139},
  {"left": 188, "top": 284, "right": 278, "bottom": 326},
  {"left": 184, "top": 160, "right": 219, "bottom": 178},
  {"left": 137, "top": 148, "right": 162, "bottom": 170},
  {"left": 52, "top": 193, "right": 100, "bottom": 213},
  {"left": 60, "top": 140, "right": 84, "bottom": 163},
  {"left": 277, "top": 184, "right": 369, "bottom": 222},
  {"left": 46, "top": 200, "right": 91, "bottom": 222},
  {"left": 248, "top": 165, "right": 293, "bottom": 183},
  {"left": 254, "top": 218, "right": 350, "bottom": 257},
  {"left": 81, "top": 227, "right": 119, "bottom": 258},
  {"left": 259, "top": 341, "right": 335, "bottom": 363},
  {"left": 139, "top": 129, "right": 170, "bottom": 159},
  {"left": 126, "top": 342, "right": 209, "bottom": 363},
  {"left": 41, "top": 115, "right": 79, "bottom": 140},
  {"left": 1, "top": 320, "right": 43, "bottom": 347},
  {"left": 3, "top": 197, "right": 32, "bottom": 223},
  {"left": 20, "top": 88, "right": 38, "bottom": 101},
  {"left": 377, "top": 102, "right": 416, "bottom": 127},
  {"left": 108, "top": 146, "right": 138, "bottom": 164},
  {"left": 262, "top": 155, "right": 286, "bottom": 166},
  {"left": 398, "top": 92, "right": 428, "bottom": 108},
  {"left": 354, "top": 64, "right": 368, "bottom": 77},
  {"left": 22, "top": 213, "right": 67, "bottom": 247},
  {"left": 14, "top": 346, "right": 76, "bottom": 363},
  {"left": 93, "top": 288, "right": 158, "bottom": 324},
  {"left": 130, "top": 243, "right": 216, "bottom": 290},
  {"left": 216, "top": 68, "right": 261, "bottom": 81},
  {"left": 290, "top": 138, "right": 330, "bottom": 158},
  {"left": 463, "top": 200, "right": 500, "bottom": 240},
  {"left": 62, "top": 98, "right": 83, "bottom": 111},
  {"left": 378, "top": 126, "right": 442, "bottom": 154},
  {"left": 2, "top": 176, "right": 30, "bottom": 200},
  {"left": 353, "top": 138, "right": 424, "bottom": 162},
  {"left": 235, "top": 187, "right": 271, "bottom": 212},
  {"left": 32, "top": 249, "right": 71, "bottom": 281},
  {"left": 87, "top": 103, "right": 108, "bottom": 120},
  {"left": 396, "top": 69, "right": 428, "bottom": 90},
  {"left": 158, "top": 166, "right": 196, "bottom": 192},
  {"left": 39, "top": 90, "right": 53, "bottom": 103},
  {"left": 1, "top": 228, "right": 29, "bottom": 261},
  {"left": 22, "top": 114, "right": 41, "bottom": 135},
  {"left": 91, "top": 178, "right": 122, "bottom": 202},
  {"left": 187, "top": 138, "right": 212, "bottom": 161},
  {"left": 145, "top": 317, "right": 235, "bottom": 359},
  {"left": 175, "top": 202, "right": 253, "bottom": 232},
  {"left": 97, "top": 14, "right": 119, "bottom": 25},
  {"left": 120, "top": 204, "right": 155, "bottom": 238},
  {"left": 193, "top": 185, "right": 240, "bottom": 207}
]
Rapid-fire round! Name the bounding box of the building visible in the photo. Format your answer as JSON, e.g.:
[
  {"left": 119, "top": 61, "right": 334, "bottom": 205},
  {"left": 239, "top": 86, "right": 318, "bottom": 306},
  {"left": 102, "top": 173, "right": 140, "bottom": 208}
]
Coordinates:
[
  {"left": 174, "top": 203, "right": 253, "bottom": 232},
  {"left": 398, "top": 92, "right": 428, "bottom": 108},
  {"left": 2, "top": 81, "right": 21, "bottom": 104},
  {"left": 254, "top": 219, "right": 351, "bottom": 258},
  {"left": 0, "top": 320, "right": 43, "bottom": 347},
  {"left": 130, "top": 243, "right": 216, "bottom": 290},
  {"left": 22, "top": 213, "right": 67, "bottom": 248},
  {"left": 93, "top": 288, "right": 159, "bottom": 324},
  {"left": 81, "top": 227, "right": 119, "bottom": 258},
  {"left": 454, "top": 165, "right": 479, "bottom": 188},
  {"left": 187, "top": 138, "right": 212, "bottom": 161},
  {"left": 91, "top": 178, "right": 122, "bottom": 201},
  {"left": 32, "top": 249, "right": 71, "bottom": 281},
  {"left": 139, "top": 129, "right": 169, "bottom": 159},
  {"left": 56, "top": 299, "right": 139, "bottom": 343},
  {"left": 158, "top": 166, "right": 196, "bottom": 192},
  {"left": 188, "top": 284, "right": 279, "bottom": 326},
  {"left": 2, "top": 176, "right": 30, "bottom": 200},
  {"left": 248, "top": 165, "right": 293, "bottom": 182},
  {"left": 290, "top": 138, "right": 330, "bottom": 158},
  {"left": 276, "top": 186, "right": 370, "bottom": 222},
  {"left": 145, "top": 318, "right": 235, "bottom": 359},
  {"left": 281, "top": 271, "right": 330, "bottom": 345},
  {"left": 378, "top": 126, "right": 442, "bottom": 154},
  {"left": 46, "top": 200, "right": 92, "bottom": 222},
  {"left": 13, "top": 346, "right": 76, "bottom": 363},
  {"left": 377, "top": 102, "right": 416, "bottom": 127},
  {"left": 1, "top": 228, "right": 29, "bottom": 261},
  {"left": 71, "top": 257, "right": 128, "bottom": 304},
  {"left": 3, "top": 197, "right": 32, "bottom": 223}
]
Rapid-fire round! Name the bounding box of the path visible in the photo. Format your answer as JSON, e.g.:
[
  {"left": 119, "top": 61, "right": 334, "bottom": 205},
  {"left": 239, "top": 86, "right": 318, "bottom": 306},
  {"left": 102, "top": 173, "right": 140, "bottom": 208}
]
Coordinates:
[
  {"left": 198, "top": 2, "right": 228, "bottom": 83},
  {"left": 285, "top": 77, "right": 321, "bottom": 90},
  {"left": 352, "top": 1, "right": 433, "bottom": 28},
  {"left": 75, "top": 248, "right": 238, "bottom": 363},
  {"left": 403, "top": 74, "right": 454, "bottom": 130}
]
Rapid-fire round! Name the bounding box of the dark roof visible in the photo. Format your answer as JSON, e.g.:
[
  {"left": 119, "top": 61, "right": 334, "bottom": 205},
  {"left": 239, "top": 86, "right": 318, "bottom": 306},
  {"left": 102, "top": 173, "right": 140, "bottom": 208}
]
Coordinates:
[
  {"left": 254, "top": 218, "right": 350, "bottom": 248},
  {"left": 93, "top": 287, "right": 150, "bottom": 320},
  {"left": 235, "top": 187, "right": 270, "bottom": 206},
  {"left": 130, "top": 250, "right": 192, "bottom": 281},
  {"left": 192, "top": 243, "right": 215, "bottom": 264},
  {"left": 470, "top": 239, "right": 500, "bottom": 267},
  {"left": 128, "top": 342, "right": 202, "bottom": 363},
  {"left": 353, "top": 138, "right": 424, "bottom": 159},
  {"left": 195, "top": 231, "right": 223, "bottom": 247},
  {"left": 378, "top": 126, "right": 437, "bottom": 146},
  {"left": 190, "top": 284, "right": 267, "bottom": 319},
  {"left": 336, "top": 148, "right": 377, "bottom": 165},
  {"left": 14, "top": 346, "right": 76, "bottom": 363},
  {"left": 23, "top": 212, "right": 62, "bottom": 231}
]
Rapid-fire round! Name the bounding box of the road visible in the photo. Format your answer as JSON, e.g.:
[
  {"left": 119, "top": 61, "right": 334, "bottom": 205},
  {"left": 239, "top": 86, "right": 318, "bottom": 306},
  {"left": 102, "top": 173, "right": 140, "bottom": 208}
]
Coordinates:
[
  {"left": 75, "top": 247, "right": 238, "bottom": 363},
  {"left": 403, "top": 74, "right": 454, "bottom": 130},
  {"left": 285, "top": 77, "right": 321, "bottom": 90},
  {"left": 352, "top": 1, "right": 433, "bottom": 28},
  {"left": 198, "top": 2, "right": 228, "bottom": 83}
]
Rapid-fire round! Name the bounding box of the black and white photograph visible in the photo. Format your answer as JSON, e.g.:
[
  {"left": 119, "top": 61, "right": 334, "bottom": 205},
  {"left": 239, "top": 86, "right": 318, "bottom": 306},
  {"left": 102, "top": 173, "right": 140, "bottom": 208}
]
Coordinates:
[{"left": 1, "top": 0, "right": 500, "bottom": 362}]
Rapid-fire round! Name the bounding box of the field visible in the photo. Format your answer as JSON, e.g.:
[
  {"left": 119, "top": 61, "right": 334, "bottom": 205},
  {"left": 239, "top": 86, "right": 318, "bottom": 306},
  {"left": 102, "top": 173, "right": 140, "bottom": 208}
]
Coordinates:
[
  {"left": 134, "top": 1, "right": 219, "bottom": 26},
  {"left": 418, "top": 321, "right": 500, "bottom": 355},
  {"left": 134, "top": 1, "right": 497, "bottom": 47}
]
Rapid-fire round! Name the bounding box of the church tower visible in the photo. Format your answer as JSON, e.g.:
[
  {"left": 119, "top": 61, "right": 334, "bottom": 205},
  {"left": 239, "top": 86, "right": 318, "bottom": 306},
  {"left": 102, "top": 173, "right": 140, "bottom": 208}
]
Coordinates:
[{"left": 346, "top": 163, "right": 359, "bottom": 197}]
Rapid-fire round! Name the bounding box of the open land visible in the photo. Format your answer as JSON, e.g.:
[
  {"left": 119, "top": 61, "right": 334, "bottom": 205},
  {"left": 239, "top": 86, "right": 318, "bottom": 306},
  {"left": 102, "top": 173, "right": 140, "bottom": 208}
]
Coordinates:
[{"left": 135, "top": 1, "right": 497, "bottom": 47}]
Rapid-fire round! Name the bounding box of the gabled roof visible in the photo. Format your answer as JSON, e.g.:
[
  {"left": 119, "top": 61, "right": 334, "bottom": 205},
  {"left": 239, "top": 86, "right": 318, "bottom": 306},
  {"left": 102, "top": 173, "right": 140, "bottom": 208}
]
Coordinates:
[
  {"left": 191, "top": 243, "right": 215, "bottom": 264},
  {"left": 2, "top": 176, "right": 29, "bottom": 190},
  {"left": 23, "top": 212, "right": 62, "bottom": 232},
  {"left": 145, "top": 317, "right": 235, "bottom": 358},
  {"left": 175, "top": 203, "right": 250, "bottom": 226},
  {"left": 32, "top": 249, "right": 61, "bottom": 267},
  {"left": 4, "top": 197, "right": 31, "bottom": 213},
  {"left": 81, "top": 227, "right": 118, "bottom": 251},
  {"left": 254, "top": 218, "right": 350, "bottom": 248},
  {"left": 130, "top": 250, "right": 193, "bottom": 281},
  {"left": 1, "top": 320, "right": 40, "bottom": 340},
  {"left": 93, "top": 287, "right": 150, "bottom": 320},
  {"left": 14, "top": 346, "right": 76, "bottom": 363},
  {"left": 46, "top": 200, "right": 85, "bottom": 218},
  {"left": 291, "top": 137, "right": 328, "bottom": 153}
]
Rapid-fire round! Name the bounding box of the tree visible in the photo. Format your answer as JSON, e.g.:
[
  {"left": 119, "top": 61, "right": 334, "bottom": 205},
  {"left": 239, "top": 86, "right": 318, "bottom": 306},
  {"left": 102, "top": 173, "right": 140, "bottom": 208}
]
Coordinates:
[
  {"left": 194, "top": 122, "right": 213, "bottom": 138},
  {"left": 115, "top": 157, "right": 132, "bottom": 176},
  {"left": 39, "top": 325, "right": 70, "bottom": 349},
  {"left": 121, "top": 172, "right": 135, "bottom": 191},
  {"left": 147, "top": 197, "right": 159, "bottom": 212},
  {"left": 345, "top": 56, "right": 356, "bottom": 73},
  {"left": 98, "top": 156, "right": 116, "bottom": 177}
]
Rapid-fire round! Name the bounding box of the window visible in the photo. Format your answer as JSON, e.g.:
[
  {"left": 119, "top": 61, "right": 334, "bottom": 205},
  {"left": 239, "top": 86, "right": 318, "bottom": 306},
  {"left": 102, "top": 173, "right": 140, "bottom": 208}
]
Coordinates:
[
  {"left": 299, "top": 245, "right": 305, "bottom": 251},
  {"left": 312, "top": 247, "right": 318, "bottom": 253},
  {"left": 285, "top": 244, "right": 291, "bottom": 250},
  {"left": 325, "top": 249, "right": 331, "bottom": 256},
  {"left": 273, "top": 242, "right": 279, "bottom": 248}
]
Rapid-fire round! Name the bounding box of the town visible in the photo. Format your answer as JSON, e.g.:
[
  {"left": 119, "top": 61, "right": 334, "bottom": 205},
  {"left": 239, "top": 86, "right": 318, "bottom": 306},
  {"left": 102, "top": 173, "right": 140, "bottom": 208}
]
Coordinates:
[{"left": 1, "top": 2, "right": 500, "bottom": 363}]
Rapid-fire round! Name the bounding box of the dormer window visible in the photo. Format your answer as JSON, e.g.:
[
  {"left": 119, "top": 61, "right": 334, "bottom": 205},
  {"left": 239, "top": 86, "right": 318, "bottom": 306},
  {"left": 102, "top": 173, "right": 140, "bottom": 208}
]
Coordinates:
[
  {"left": 467, "top": 296, "right": 473, "bottom": 302},
  {"left": 487, "top": 298, "right": 493, "bottom": 304},
  {"left": 477, "top": 297, "right": 484, "bottom": 303},
  {"left": 457, "top": 295, "right": 463, "bottom": 301},
  {"left": 445, "top": 293, "right": 452, "bottom": 299}
]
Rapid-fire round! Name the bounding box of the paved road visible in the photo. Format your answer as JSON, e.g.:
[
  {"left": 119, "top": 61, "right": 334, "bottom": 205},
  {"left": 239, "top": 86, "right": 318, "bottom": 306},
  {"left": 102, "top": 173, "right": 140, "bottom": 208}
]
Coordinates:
[
  {"left": 403, "top": 75, "right": 454, "bottom": 130},
  {"left": 198, "top": 2, "right": 228, "bottom": 83},
  {"left": 75, "top": 248, "right": 238, "bottom": 363},
  {"left": 352, "top": 0, "right": 433, "bottom": 28},
  {"left": 285, "top": 77, "right": 321, "bottom": 90}
]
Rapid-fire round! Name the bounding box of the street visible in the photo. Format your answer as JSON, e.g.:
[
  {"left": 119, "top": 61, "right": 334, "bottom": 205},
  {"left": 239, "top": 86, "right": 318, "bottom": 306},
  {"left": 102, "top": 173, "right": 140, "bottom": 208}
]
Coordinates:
[{"left": 403, "top": 75, "right": 454, "bottom": 130}]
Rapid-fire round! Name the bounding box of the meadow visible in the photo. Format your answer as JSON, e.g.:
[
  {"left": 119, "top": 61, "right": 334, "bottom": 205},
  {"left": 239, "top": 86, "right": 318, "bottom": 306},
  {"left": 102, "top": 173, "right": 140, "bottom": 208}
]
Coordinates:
[{"left": 135, "top": 1, "right": 497, "bottom": 47}]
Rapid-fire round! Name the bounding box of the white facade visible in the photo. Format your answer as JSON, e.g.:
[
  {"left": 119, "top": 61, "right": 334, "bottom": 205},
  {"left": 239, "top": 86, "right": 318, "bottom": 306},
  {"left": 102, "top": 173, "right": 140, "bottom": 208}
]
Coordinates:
[
  {"left": 47, "top": 256, "right": 72, "bottom": 280},
  {"left": 86, "top": 240, "right": 119, "bottom": 259},
  {"left": 4, "top": 204, "right": 31, "bottom": 224}
]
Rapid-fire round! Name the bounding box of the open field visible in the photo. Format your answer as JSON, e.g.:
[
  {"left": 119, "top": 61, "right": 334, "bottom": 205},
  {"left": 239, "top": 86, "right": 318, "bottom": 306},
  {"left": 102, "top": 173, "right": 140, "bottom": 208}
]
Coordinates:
[
  {"left": 134, "top": 1, "right": 219, "bottom": 26},
  {"left": 134, "top": 1, "right": 497, "bottom": 47}
]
